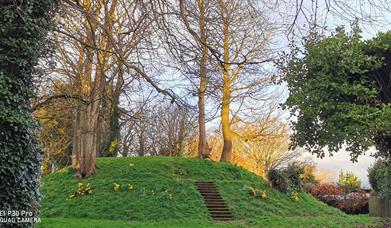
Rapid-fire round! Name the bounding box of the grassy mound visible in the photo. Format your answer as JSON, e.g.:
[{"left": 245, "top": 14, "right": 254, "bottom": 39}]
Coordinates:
[{"left": 40, "top": 157, "right": 380, "bottom": 227}]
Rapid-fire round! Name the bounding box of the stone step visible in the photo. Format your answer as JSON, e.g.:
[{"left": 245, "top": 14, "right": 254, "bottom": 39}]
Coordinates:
[
  {"left": 204, "top": 201, "right": 228, "bottom": 205},
  {"left": 209, "top": 210, "right": 231, "bottom": 214},
  {"left": 206, "top": 205, "right": 228, "bottom": 210},
  {"left": 197, "top": 189, "right": 218, "bottom": 192},
  {"left": 201, "top": 194, "right": 222, "bottom": 197},
  {"left": 210, "top": 210, "right": 231, "bottom": 213},
  {"left": 204, "top": 199, "right": 225, "bottom": 202},
  {"left": 211, "top": 215, "right": 233, "bottom": 219},
  {"left": 210, "top": 214, "right": 233, "bottom": 218},
  {"left": 203, "top": 197, "right": 223, "bottom": 200},
  {"left": 211, "top": 214, "right": 233, "bottom": 217},
  {"left": 205, "top": 202, "right": 226, "bottom": 205}
]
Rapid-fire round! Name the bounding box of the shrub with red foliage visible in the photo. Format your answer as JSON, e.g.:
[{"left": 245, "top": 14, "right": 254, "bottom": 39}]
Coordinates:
[
  {"left": 309, "top": 184, "right": 343, "bottom": 197},
  {"left": 337, "top": 190, "right": 368, "bottom": 214},
  {"left": 307, "top": 184, "right": 368, "bottom": 214}
]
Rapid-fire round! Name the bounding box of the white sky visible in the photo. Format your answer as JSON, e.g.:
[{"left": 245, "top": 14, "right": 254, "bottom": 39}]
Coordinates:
[{"left": 305, "top": 149, "right": 377, "bottom": 188}]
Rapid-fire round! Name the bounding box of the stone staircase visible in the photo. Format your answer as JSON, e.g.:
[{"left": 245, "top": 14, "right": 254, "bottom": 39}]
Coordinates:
[{"left": 195, "top": 181, "right": 233, "bottom": 221}]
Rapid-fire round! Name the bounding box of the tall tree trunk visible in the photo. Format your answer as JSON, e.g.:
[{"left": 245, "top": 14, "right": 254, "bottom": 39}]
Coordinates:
[
  {"left": 80, "top": 104, "right": 99, "bottom": 177},
  {"left": 72, "top": 18, "right": 105, "bottom": 177},
  {"left": 197, "top": 0, "right": 209, "bottom": 158},
  {"left": 138, "top": 126, "right": 145, "bottom": 156},
  {"left": 178, "top": 114, "right": 186, "bottom": 156},
  {"left": 220, "top": 10, "right": 233, "bottom": 162},
  {"left": 73, "top": 101, "right": 100, "bottom": 177},
  {"left": 72, "top": 109, "right": 81, "bottom": 172},
  {"left": 220, "top": 80, "right": 233, "bottom": 162},
  {"left": 198, "top": 76, "right": 208, "bottom": 158}
]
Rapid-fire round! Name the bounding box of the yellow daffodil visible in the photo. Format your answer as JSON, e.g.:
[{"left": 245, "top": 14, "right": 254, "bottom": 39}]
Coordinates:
[
  {"left": 113, "top": 183, "right": 121, "bottom": 191},
  {"left": 261, "top": 190, "right": 267, "bottom": 200},
  {"left": 127, "top": 184, "right": 133, "bottom": 190},
  {"left": 291, "top": 192, "right": 300, "bottom": 201}
]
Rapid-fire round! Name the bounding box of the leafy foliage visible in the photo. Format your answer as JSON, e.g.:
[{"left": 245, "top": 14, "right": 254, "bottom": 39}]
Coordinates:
[
  {"left": 0, "top": 0, "right": 56, "bottom": 226},
  {"left": 337, "top": 171, "right": 361, "bottom": 192},
  {"left": 268, "top": 162, "right": 305, "bottom": 193},
  {"left": 268, "top": 168, "right": 290, "bottom": 193},
  {"left": 280, "top": 26, "right": 391, "bottom": 160},
  {"left": 35, "top": 82, "right": 75, "bottom": 174},
  {"left": 368, "top": 160, "right": 391, "bottom": 197}
]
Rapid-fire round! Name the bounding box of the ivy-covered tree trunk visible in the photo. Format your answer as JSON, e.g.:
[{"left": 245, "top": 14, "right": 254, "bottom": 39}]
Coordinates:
[{"left": 0, "top": 0, "right": 56, "bottom": 227}]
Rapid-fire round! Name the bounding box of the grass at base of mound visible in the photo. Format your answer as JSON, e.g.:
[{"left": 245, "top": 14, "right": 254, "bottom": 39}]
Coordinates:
[{"left": 38, "top": 215, "right": 383, "bottom": 228}]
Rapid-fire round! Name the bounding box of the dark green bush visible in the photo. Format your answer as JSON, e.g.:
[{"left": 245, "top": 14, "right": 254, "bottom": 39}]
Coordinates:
[
  {"left": 268, "top": 162, "right": 305, "bottom": 193},
  {"left": 268, "top": 168, "right": 289, "bottom": 193},
  {"left": 368, "top": 160, "right": 391, "bottom": 198},
  {"left": 0, "top": 1, "right": 56, "bottom": 227},
  {"left": 368, "top": 160, "right": 384, "bottom": 192},
  {"left": 285, "top": 162, "right": 305, "bottom": 190}
]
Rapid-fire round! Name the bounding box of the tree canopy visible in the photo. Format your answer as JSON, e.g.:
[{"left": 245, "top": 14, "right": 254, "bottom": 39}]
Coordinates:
[{"left": 281, "top": 26, "right": 391, "bottom": 161}]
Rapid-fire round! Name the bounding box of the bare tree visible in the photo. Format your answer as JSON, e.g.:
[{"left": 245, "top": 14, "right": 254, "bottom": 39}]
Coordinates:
[
  {"left": 121, "top": 100, "right": 196, "bottom": 157},
  {"left": 48, "top": 0, "right": 175, "bottom": 177},
  {"left": 213, "top": 0, "right": 276, "bottom": 162}
]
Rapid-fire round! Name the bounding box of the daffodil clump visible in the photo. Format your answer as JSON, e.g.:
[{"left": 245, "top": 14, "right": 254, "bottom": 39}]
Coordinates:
[
  {"left": 67, "top": 183, "right": 93, "bottom": 201},
  {"left": 113, "top": 182, "right": 134, "bottom": 192},
  {"left": 290, "top": 191, "right": 300, "bottom": 201},
  {"left": 246, "top": 186, "right": 268, "bottom": 200}
]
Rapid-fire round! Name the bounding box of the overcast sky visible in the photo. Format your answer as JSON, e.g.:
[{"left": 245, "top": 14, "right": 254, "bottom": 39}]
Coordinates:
[{"left": 305, "top": 148, "right": 377, "bottom": 188}]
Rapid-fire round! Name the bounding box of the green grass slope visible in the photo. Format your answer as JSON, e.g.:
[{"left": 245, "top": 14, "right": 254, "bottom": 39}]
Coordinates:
[{"left": 40, "top": 157, "right": 381, "bottom": 227}]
